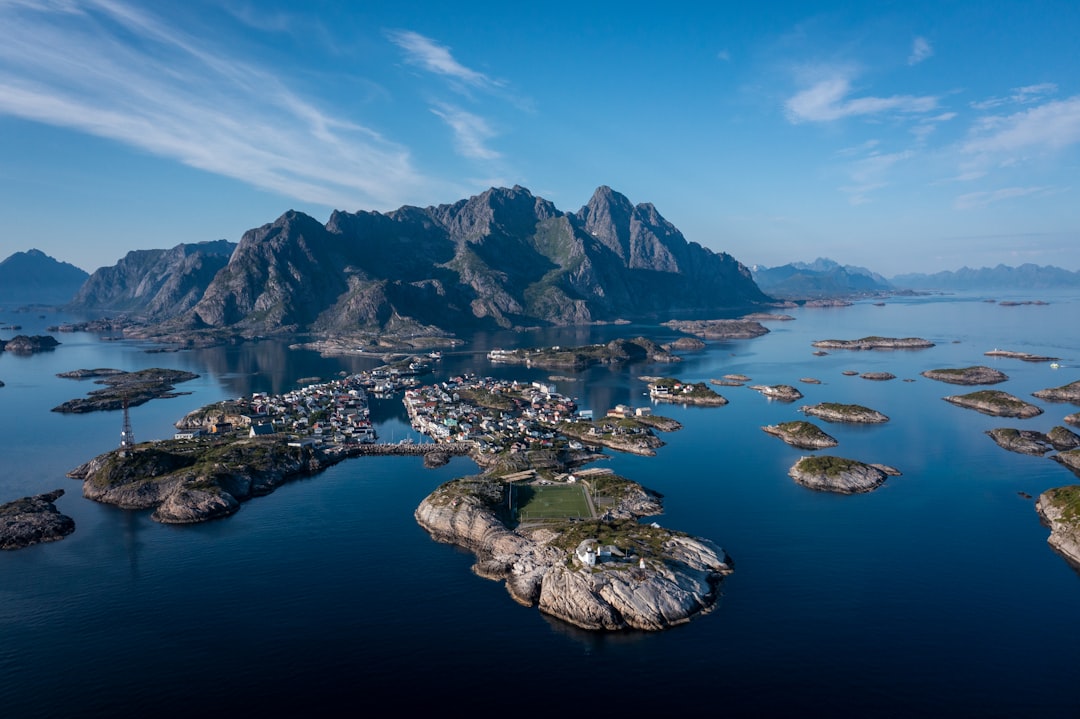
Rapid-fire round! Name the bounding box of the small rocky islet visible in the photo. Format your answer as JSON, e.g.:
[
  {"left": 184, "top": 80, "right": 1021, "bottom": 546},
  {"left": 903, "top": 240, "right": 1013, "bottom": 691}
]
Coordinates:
[
  {"left": 922, "top": 366, "right": 1009, "bottom": 385},
  {"left": 0, "top": 489, "right": 75, "bottom": 550},
  {"left": 52, "top": 367, "right": 200, "bottom": 413},
  {"left": 0, "top": 334, "right": 60, "bottom": 353},
  {"left": 788, "top": 455, "right": 901, "bottom": 494},
  {"left": 943, "top": 390, "right": 1043, "bottom": 418},
  {"left": 800, "top": 402, "right": 889, "bottom": 424},
  {"left": 811, "top": 336, "right": 935, "bottom": 351},
  {"left": 1033, "top": 380, "right": 1080, "bottom": 403},
  {"left": 749, "top": 384, "right": 803, "bottom": 401},
  {"left": 762, "top": 421, "right": 838, "bottom": 449},
  {"left": 986, "top": 427, "right": 1080, "bottom": 456}
]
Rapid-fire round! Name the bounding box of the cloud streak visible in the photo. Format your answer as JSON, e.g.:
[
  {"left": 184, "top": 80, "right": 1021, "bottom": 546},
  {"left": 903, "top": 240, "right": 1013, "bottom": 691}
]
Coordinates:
[
  {"left": 963, "top": 96, "right": 1080, "bottom": 156},
  {"left": 0, "top": 0, "right": 425, "bottom": 210},
  {"left": 386, "top": 29, "right": 499, "bottom": 91},
  {"left": 785, "top": 74, "right": 938, "bottom": 123},
  {"left": 430, "top": 103, "right": 501, "bottom": 160},
  {"left": 954, "top": 186, "right": 1052, "bottom": 210}
]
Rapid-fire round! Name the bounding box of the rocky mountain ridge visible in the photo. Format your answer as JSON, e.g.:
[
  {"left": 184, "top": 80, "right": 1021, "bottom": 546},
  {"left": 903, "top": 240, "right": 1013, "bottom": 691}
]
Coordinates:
[{"left": 68, "top": 186, "right": 771, "bottom": 340}]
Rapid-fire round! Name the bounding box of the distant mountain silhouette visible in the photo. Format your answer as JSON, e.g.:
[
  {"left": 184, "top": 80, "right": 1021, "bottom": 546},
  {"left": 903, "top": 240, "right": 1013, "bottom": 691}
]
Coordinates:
[
  {"left": 751, "top": 258, "right": 893, "bottom": 299},
  {"left": 0, "top": 249, "right": 89, "bottom": 305},
  {"left": 891, "top": 263, "right": 1080, "bottom": 290}
]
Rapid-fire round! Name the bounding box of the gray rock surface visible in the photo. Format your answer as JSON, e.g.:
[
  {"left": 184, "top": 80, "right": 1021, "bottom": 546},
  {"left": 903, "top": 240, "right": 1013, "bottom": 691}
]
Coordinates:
[
  {"left": 921, "top": 366, "right": 1008, "bottom": 385},
  {"left": 788, "top": 456, "right": 899, "bottom": 494},
  {"left": 1033, "top": 380, "right": 1080, "bottom": 404},
  {"left": 762, "top": 421, "right": 838, "bottom": 449},
  {"left": 414, "top": 475, "right": 732, "bottom": 631},
  {"left": 801, "top": 402, "right": 889, "bottom": 423},
  {"left": 811, "top": 336, "right": 934, "bottom": 350},
  {"left": 944, "top": 390, "right": 1043, "bottom": 418},
  {"left": 0, "top": 489, "right": 75, "bottom": 550},
  {"left": 1036, "top": 486, "right": 1080, "bottom": 568}
]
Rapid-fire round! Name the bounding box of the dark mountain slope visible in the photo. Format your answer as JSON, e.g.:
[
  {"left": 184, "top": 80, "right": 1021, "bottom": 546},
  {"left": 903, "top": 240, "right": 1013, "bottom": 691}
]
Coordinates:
[{"left": 0, "top": 249, "right": 89, "bottom": 305}]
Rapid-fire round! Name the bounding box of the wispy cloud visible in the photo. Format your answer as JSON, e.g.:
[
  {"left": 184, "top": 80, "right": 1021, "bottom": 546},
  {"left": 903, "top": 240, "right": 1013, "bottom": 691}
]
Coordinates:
[
  {"left": 908, "top": 37, "right": 933, "bottom": 66},
  {"left": 954, "top": 186, "right": 1052, "bottom": 210},
  {"left": 963, "top": 96, "right": 1080, "bottom": 156},
  {"left": 840, "top": 149, "right": 913, "bottom": 204},
  {"left": 785, "top": 73, "right": 938, "bottom": 123},
  {"left": 0, "top": 0, "right": 426, "bottom": 210},
  {"left": 970, "top": 83, "right": 1058, "bottom": 111},
  {"left": 385, "top": 29, "right": 499, "bottom": 91},
  {"left": 430, "top": 103, "right": 501, "bottom": 160}
]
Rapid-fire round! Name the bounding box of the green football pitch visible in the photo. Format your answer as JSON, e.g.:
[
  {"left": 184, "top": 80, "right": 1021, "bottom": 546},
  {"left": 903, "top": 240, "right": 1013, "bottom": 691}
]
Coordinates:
[{"left": 515, "top": 483, "right": 591, "bottom": 519}]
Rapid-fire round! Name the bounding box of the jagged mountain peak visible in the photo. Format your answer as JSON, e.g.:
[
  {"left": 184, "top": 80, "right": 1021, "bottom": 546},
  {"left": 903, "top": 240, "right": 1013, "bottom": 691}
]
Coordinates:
[{"left": 72, "top": 184, "right": 771, "bottom": 338}]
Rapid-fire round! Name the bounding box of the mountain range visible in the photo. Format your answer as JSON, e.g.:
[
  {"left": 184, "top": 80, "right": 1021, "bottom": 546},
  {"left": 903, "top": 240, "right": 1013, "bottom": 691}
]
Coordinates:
[
  {"left": 64, "top": 185, "right": 771, "bottom": 338},
  {"left": 891, "top": 264, "right": 1080, "bottom": 290},
  {"left": 751, "top": 258, "right": 894, "bottom": 299}
]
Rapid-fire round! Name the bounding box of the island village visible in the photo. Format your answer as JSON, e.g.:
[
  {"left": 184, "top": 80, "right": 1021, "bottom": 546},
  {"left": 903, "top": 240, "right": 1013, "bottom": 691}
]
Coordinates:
[{"left": 174, "top": 354, "right": 674, "bottom": 461}]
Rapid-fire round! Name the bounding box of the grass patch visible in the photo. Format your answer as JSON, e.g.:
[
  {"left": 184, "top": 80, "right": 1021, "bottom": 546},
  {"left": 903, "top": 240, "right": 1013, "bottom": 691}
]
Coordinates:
[{"left": 516, "top": 483, "right": 590, "bottom": 520}]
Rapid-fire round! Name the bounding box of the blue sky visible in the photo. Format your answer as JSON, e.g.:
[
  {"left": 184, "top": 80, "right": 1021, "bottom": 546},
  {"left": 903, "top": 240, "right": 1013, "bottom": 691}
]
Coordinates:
[{"left": 1, "top": 0, "right": 1078, "bottom": 275}]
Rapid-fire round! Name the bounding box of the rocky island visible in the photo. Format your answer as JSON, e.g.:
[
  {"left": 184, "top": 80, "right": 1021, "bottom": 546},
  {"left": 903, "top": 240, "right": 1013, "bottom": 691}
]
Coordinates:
[
  {"left": 558, "top": 416, "right": 669, "bottom": 456},
  {"left": 788, "top": 455, "right": 900, "bottom": 493},
  {"left": 647, "top": 378, "right": 728, "bottom": 406},
  {"left": 1052, "top": 449, "right": 1080, "bottom": 476},
  {"left": 67, "top": 435, "right": 334, "bottom": 523},
  {"left": 0, "top": 334, "right": 60, "bottom": 353},
  {"left": 860, "top": 372, "right": 896, "bottom": 381},
  {"left": 1033, "top": 380, "right": 1080, "bottom": 403},
  {"left": 986, "top": 427, "right": 1080, "bottom": 455},
  {"left": 749, "top": 384, "right": 804, "bottom": 401},
  {"left": 1036, "top": 485, "right": 1080, "bottom": 568},
  {"left": 52, "top": 368, "right": 199, "bottom": 413},
  {"left": 811, "top": 336, "right": 934, "bottom": 350},
  {"left": 943, "top": 390, "right": 1043, "bottom": 418},
  {"left": 0, "top": 489, "right": 75, "bottom": 550},
  {"left": 762, "top": 420, "right": 838, "bottom": 449},
  {"left": 985, "top": 349, "right": 1058, "bottom": 363},
  {"left": 488, "top": 337, "right": 679, "bottom": 370},
  {"left": 660, "top": 318, "right": 770, "bottom": 339},
  {"left": 414, "top": 471, "right": 733, "bottom": 631},
  {"left": 921, "top": 366, "right": 1009, "bottom": 385},
  {"left": 800, "top": 402, "right": 889, "bottom": 424}
]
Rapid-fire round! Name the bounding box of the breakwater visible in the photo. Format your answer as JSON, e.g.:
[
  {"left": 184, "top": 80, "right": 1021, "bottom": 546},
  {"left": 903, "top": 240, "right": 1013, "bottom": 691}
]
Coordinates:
[{"left": 333, "top": 442, "right": 475, "bottom": 459}]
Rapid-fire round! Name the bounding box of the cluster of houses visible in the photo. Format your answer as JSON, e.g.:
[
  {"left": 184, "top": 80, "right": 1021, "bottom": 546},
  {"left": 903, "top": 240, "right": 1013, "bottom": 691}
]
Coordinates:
[
  {"left": 174, "top": 374, "right": 376, "bottom": 445},
  {"left": 404, "top": 374, "right": 584, "bottom": 453}
]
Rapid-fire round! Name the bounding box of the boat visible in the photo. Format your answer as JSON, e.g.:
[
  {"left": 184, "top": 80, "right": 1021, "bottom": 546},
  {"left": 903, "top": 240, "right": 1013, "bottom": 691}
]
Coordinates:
[{"left": 1050, "top": 362, "right": 1061, "bottom": 369}]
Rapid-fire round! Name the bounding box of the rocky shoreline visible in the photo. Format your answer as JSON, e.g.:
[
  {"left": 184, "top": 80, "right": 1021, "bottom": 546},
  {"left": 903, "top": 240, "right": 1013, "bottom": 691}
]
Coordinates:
[
  {"left": 801, "top": 402, "right": 889, "bottom": 424},
  {"left": 943, "top": 390, "right": 1043, "bottom": 418},
  {"left": 922, "top": 366, "right": 1008, "bottom": 385},
  {"left": 1036, "top": 486, "right": 1080, "bottom": 569},
  {"left": 811, "top": 336, "right": 934, "bottom": 350},
  {"left": 414, "top": 472, "right": 733, "bottom": 631},
  {"left": 0, "top": 489, "right": 75, "bottom": 550},
  {"left": 762, "top": 421, "right": 838, "bottom": 449},
  {"left": 788, "top": 455, "right": 900, "bottom": 494},
  {"left": 52, "top": 368, "right": 199, "bottom": 413}
]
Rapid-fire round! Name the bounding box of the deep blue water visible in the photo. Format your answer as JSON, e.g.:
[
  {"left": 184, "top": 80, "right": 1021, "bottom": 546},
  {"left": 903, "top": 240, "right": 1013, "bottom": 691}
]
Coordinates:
[{"left": 2, "top": 292, "right": 1080, "bottom": 717}]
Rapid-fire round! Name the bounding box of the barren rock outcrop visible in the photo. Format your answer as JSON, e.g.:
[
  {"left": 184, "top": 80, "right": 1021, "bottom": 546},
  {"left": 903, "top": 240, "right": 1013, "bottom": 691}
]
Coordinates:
[
  {"left": 788, "top": 456, "right": 899, "bottom": 494},
  {"left": 0, "top": 489, "right": 75, "bottom": 550}
]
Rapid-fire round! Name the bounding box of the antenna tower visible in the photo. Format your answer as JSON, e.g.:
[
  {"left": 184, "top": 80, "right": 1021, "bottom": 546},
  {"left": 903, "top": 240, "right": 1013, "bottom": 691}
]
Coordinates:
[{"left": 120, "top": 396, "right": 135, "bottom": 453}]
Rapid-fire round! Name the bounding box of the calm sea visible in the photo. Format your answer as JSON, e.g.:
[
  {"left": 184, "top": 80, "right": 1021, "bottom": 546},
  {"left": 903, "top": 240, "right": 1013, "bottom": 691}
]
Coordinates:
[{"left": 2, "top": 291, "right": 1079, "bottom": 718}]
